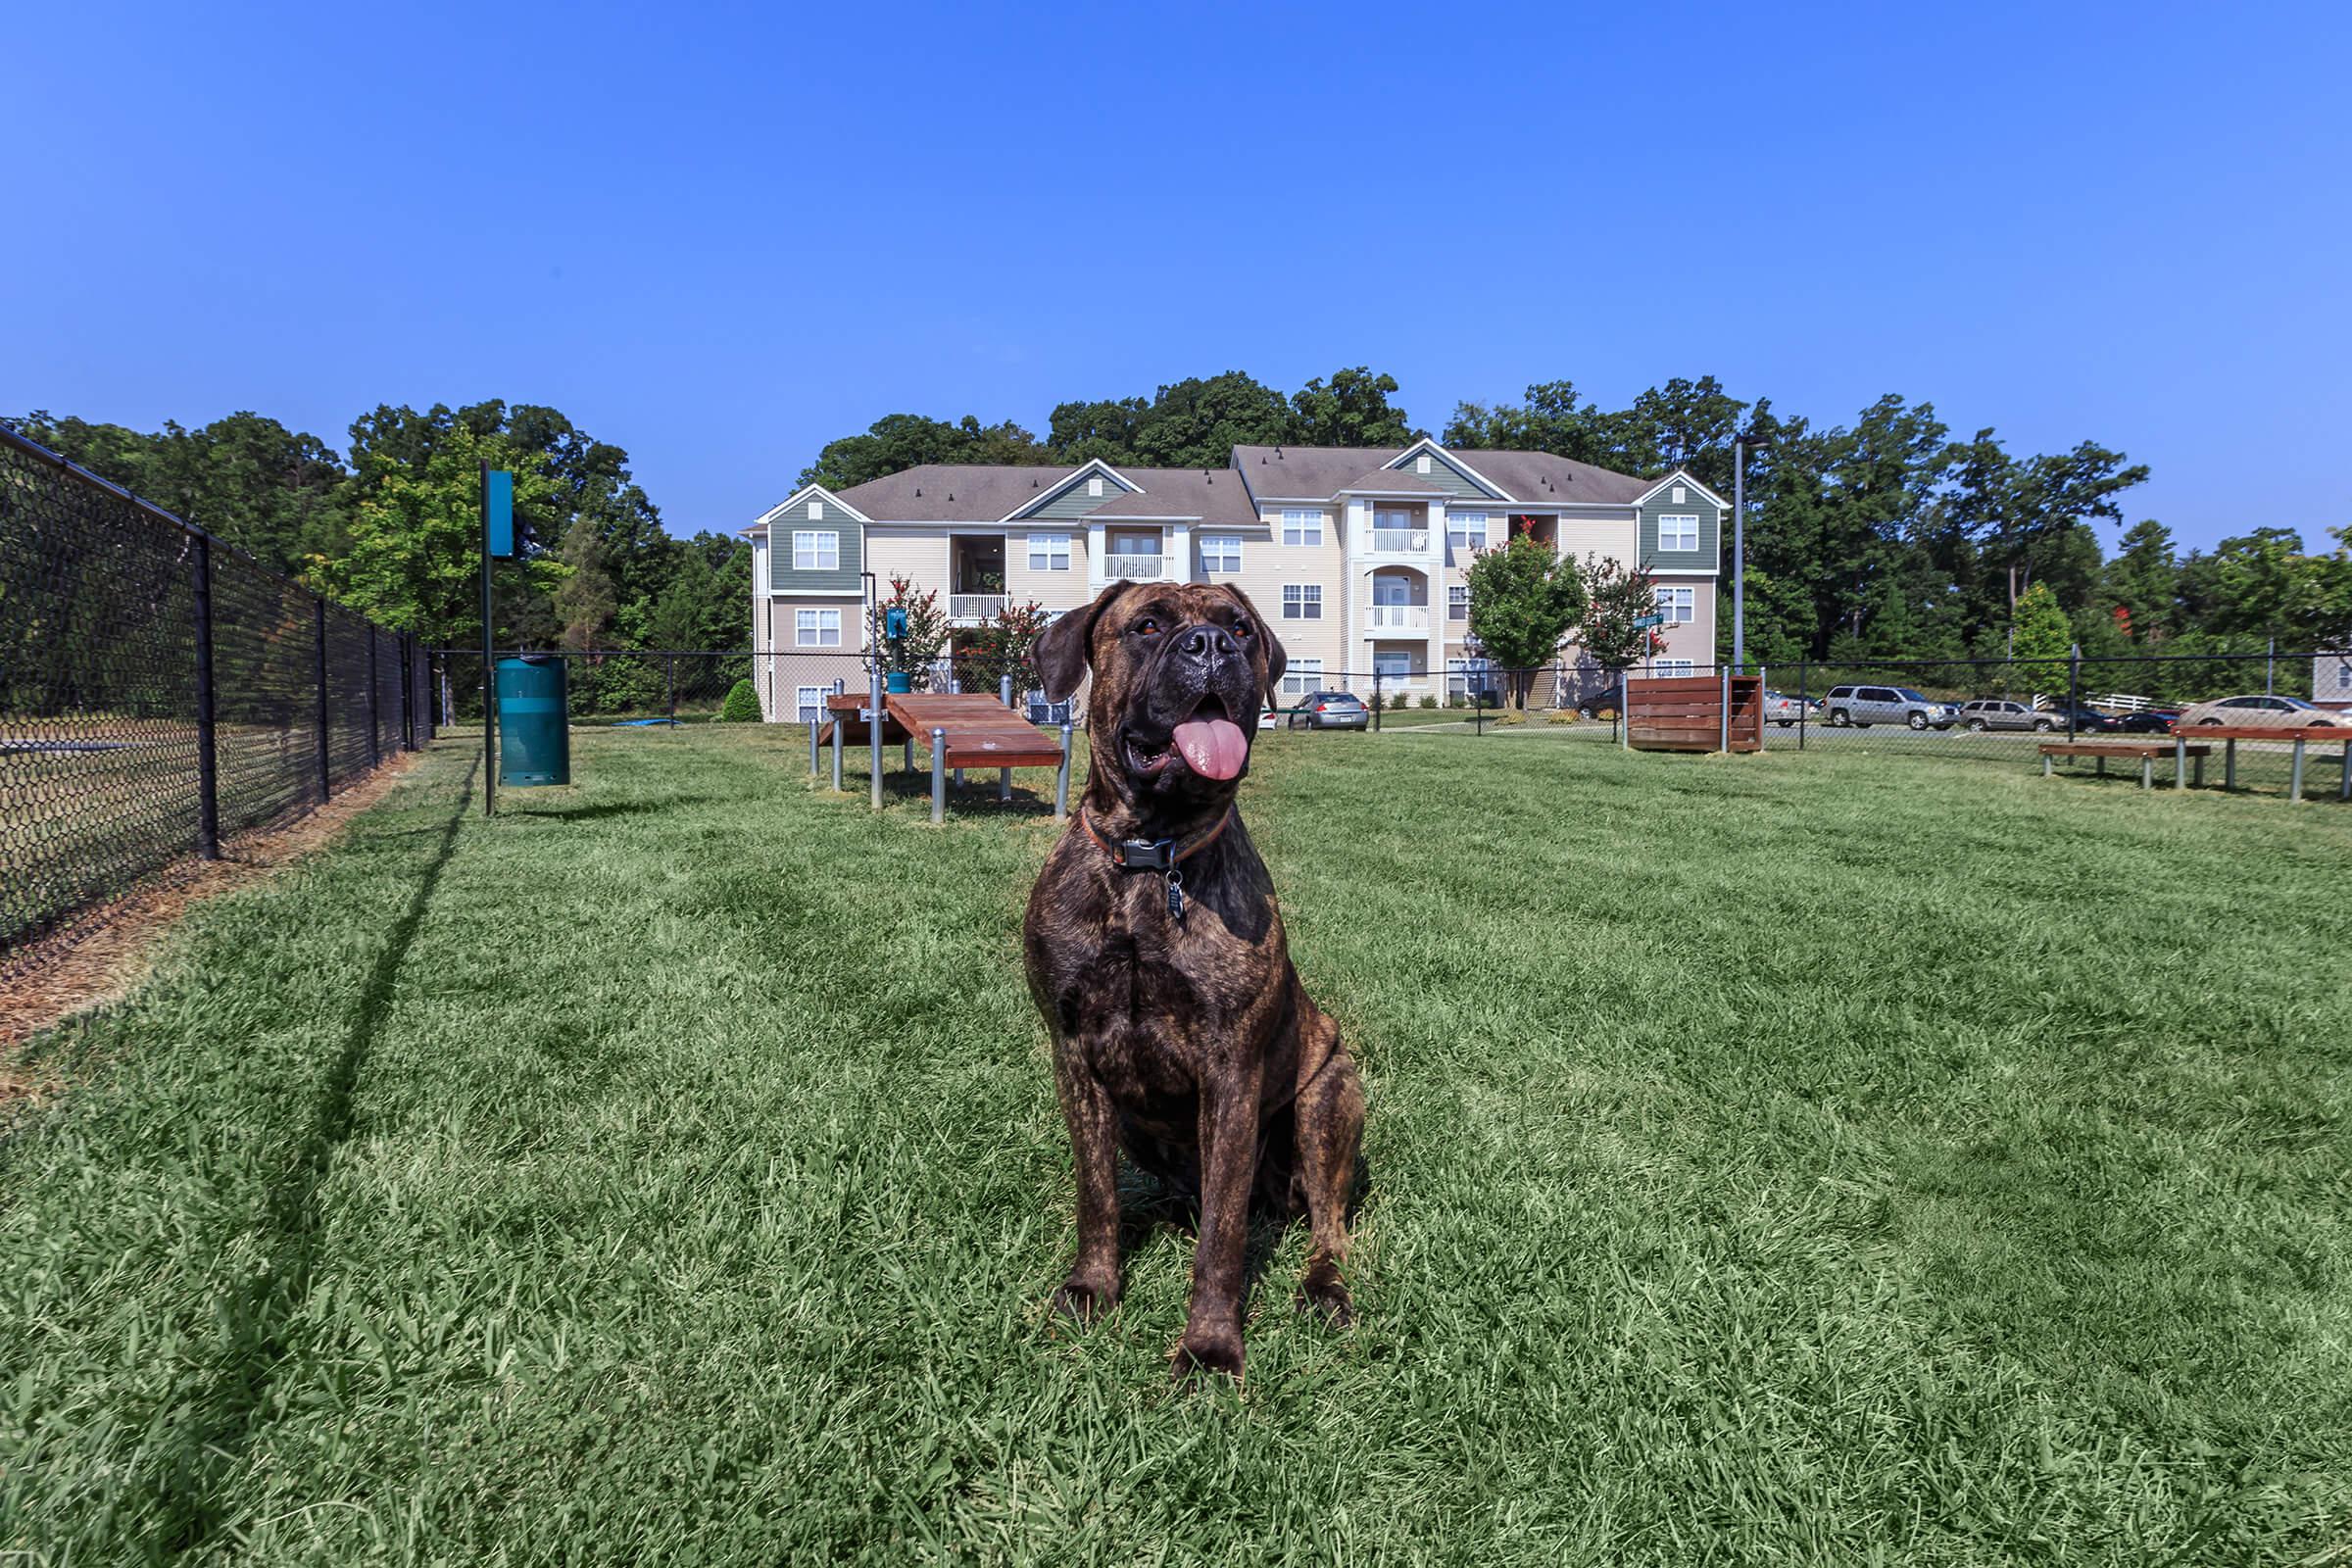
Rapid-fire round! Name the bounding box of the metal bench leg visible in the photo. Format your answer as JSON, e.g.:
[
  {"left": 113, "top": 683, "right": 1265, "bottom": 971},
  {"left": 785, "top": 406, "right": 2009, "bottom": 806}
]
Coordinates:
[
  {"left": 2140, "top": 758, "right": 2152, "bottom": 791},
  {"left": 2341, "top": 739, "right": 2351, "bottom": 803},
  {"left": 931, "top": 727, "right": 947, "bottom": 823},
  {"left": 831, "top": 719, "right": 843, "bottom": 792},
  {"left": 2226, "top": 739, "right": 2236, "bottom": 790},
  {"left": 2290, "top": 739, "right": 2306, "bottom": 803},
  {"left": 2042, "top": 753, "right": 2053, "bottom": 778},
  {"left": 2175, "top": 736, "right": 2186, "bottom": 790},
  {"left": 954, "top": 766, "right": 964, "bottom": 791},
  {"left": 2096, "top": 756, "right": 2106, "bottom": 777},
  {"left": 904, "top": 738, "right": 912, "bottom": 772},
  {"left": 808, "top": 719, "right": 819, "bottom": 776},
  {"left": 2193, "top": 754, "right": 2205, "bottom": 787},
  {"left": 1000, "top": 766, "right": 1011, "bottom": 802}
]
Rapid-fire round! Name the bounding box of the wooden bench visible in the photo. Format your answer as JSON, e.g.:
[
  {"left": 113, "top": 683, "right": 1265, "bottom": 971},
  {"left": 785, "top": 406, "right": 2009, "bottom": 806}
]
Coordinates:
[
  {"left": 2174, "top": 724, "right": 2352, "bottom": 802},
  {"left": 2038, "top": 740, "right": 2211, "bottom": 791}
]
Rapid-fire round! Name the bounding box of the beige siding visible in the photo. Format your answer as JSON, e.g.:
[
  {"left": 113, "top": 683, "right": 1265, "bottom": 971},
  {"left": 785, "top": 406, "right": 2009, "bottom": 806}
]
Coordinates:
[
  {"left": 1006, "top": 526, "right": 1092, "bottom": 611},
  {"left": 863, "top": 527, "right": 950, "bottom": 592},
  {"left": 1556, "top": 513, "right": 1641, "bottom": 570},
  {"left": 1652, "top": 579, "right": 1718, "bottom": 669},
  {"left": 1253, "top": 507, "right": 1346, "bottom": 694}
]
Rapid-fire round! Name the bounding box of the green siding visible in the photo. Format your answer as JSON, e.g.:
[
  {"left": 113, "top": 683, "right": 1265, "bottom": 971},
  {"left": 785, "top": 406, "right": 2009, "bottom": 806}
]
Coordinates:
[
  {"left": 1021, "top": 467, "right": 1138, "bottom": 520},
  {"left": 768, "top": 494, "right": 864, "bottom": 591},
  {"left": 1639, "top": 477, "right": 1720, "bottom": 570},
  {"left": 1386, "top": 445, "right": 1503, "bottom": 499}
]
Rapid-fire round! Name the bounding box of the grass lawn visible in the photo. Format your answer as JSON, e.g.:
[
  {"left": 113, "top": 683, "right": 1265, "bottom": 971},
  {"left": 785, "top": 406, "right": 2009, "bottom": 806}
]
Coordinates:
[{"left": 4, "top": 724, "right": 2348, "bottom": 1565}]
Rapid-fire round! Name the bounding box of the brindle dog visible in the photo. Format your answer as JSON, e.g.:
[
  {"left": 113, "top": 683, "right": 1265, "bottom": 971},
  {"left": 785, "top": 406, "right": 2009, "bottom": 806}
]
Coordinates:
[{"left": 1023, "top": 579, "right": 1365, "bottom": 1382}]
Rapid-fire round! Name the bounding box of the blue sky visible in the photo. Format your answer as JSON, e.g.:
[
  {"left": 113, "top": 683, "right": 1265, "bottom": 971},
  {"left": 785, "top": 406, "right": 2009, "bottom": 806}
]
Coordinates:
[{"left": 6, "top": 0, "right": 2348, "bottom": 553}]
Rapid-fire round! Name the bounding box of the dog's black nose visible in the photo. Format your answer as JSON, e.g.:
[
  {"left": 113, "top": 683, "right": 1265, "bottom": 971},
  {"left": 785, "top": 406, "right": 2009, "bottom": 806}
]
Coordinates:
[{"left": 1179, "top": 624, "right": 1241, "bottom": 662}]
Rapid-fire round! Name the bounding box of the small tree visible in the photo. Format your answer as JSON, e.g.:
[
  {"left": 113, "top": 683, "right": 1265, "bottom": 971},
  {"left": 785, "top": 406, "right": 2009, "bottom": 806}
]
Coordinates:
[
  {"left": 1462, "top": 527, "right": 1588, "bottom": 708},
  {"left": 866, "top": 574, "right": 950, "bottom": 688},
  {"left": 1577, "top": 554, "right": 1665, "bottom": 673},
  {"left": 2009, "top": 580, "right": 2074, "bottom": 689},
  {"left": 718, "top": 678, "right": 761, "bottom": 722},
  {"left": 955, "top": 599, "right": 1052, "bottom": 698}
]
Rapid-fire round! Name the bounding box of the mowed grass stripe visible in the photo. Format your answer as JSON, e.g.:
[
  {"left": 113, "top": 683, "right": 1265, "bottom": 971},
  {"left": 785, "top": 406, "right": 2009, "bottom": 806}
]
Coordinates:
[{"left": 3, "top": 726, "right": 2347, "bottom": 1565}]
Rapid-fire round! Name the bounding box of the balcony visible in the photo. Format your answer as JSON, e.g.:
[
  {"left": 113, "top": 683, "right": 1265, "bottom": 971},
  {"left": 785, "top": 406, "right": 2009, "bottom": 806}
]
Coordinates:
[
  {"left": 1369, "top": 527, "right": 1434, "bottom": 555},
  {"left": 949, "top": 593, "right": 1008, "bottom": 621},
  {"left": 1102, "top": 554, "right": 1163, "bottom": 581},
  {"left": 1366, "top": 604, "right": 1430, "bottom": 631}
]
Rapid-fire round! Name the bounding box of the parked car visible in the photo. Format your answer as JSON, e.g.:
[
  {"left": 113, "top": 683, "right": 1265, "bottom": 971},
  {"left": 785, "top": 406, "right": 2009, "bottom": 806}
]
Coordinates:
[
  {"left": 2032, "top": 701, "right": 2125, "bottom": 733},
  {"left": 1955, "top": 698, "right": 2058, "bottom": 732},
  {"left": 1762, "top": 689, "right": 1816, "bottom": 727},
  {"left": 2176, "top": 694, "right": 2347, "bottom": 729},
  {"left": 2113, "top": 710, "right": 2180, "bottom": 734},
  {"left": 1258, "top": 704, "right": 1283, "bottom": 730},
  {"left": 1822, "top": 685, "right": 1960, "bottom": 730},
  {"left": 1287, "top": 691, "right": 1369, "bottom": 730}
]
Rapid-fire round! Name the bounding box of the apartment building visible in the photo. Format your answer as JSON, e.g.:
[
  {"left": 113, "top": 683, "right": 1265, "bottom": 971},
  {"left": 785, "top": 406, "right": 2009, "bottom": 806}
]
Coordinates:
[{"left": 745, "top": 437, "right": 1723, "bottom": 719}]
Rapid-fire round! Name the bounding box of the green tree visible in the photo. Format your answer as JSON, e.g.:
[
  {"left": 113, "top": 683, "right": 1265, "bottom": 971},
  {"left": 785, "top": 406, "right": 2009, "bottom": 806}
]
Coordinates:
[
  {"left": 955, "top": 599, "right": 1053, "bottom": 698},
  {"left": 1461, "top": 531, "right": 1587, "bottom": 707},
  {"left": 719, "top": 678, "right": 761, "bottom": 722},
  {"left": 1286, "top": 367, "right": 1416, "bottom": 449},
  {"left": 801, "top": 414, "right": 1045, "bottom": 490},
  {"left": 552, "top": 516, "right": 618, "bottom": 649},
  {"left": 1576, "top": 554, "right": 1664, "bottom": 673},
  {"left": 2009, "top": 580, "right": 2074, "bottom": 674},
  {"left": 2098, "top": 518, "right": 2180, "bottom": 643},
  {"left": 867, "top": 575, "right": 950, "bottom": 688}
]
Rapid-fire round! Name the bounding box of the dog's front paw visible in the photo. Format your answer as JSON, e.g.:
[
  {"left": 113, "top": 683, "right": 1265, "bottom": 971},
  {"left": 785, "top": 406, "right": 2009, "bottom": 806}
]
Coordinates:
[
  {"left": 1296, "top": 1261, "right": 1353, "bottom": 1326},
  {"left": 1171, "top": 1326, "right": 1246, "bottom": 1385},
  {"left": 1052, "top": 1278, "right": 1118, "bottom": 1324}
]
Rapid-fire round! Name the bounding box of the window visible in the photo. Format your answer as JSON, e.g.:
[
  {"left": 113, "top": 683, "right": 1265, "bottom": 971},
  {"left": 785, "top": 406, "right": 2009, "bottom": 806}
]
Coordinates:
[
  {"left": 792, "top": 530, "right": 839, "bottom": 570},
  {"left": 1449, "top": 585, "right": 1468, "bottom": 621},
  {"left": 1282, "top": 584, "right": 1321, "bottom": 619},
  {"left": 1087, "top": 476, "right": 1102, "bottom": 498},
  {"left": 1281, "top": 509, "right": 1324, "bottom": 546},
  {"left": 1658, "top": 514, "right": 1699, "bottom": 552},
  {"left": 1671, "top": 485, "right": 1686, "bottom": 504},
  {"left": 1281, "top": 658, "right": 1324, "bottom": 698},
  {"left": 1448, "top": 513, "right": 1489, "bottom": 552},
  {"left": 1655, "top": 659, "right": 1695, "bottom": 678},
  {"left": 1200, "top": 534, "right": 1243, "bottom": 573},
  {"left": 1447, "top": 658, "right": 1494, "bottom": 700},
  {"left": 1654, "top": 585, "right": 1694, "bottom": 625},
  {"left": 807, "top": 500, "right": 824, "bottom": 520},
  {"left": 1373, "top": 648, "right": 1414, "bottom": 679},
  {"left": 1027, "top": 531, "right": 1070, "bottom": 571},
  {"left": 795, "top": 685, "right": 825, "bottom": 722},
  {"left": 1415, "top": 454, "right": 1432, "bottom": 473},
  {"left": 796, "top": 608, "right": 843, "bottom": 647}
]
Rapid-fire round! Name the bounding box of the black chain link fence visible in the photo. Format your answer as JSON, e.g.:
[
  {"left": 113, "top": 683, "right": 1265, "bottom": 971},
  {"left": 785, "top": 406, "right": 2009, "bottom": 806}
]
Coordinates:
[{"left": 2, "top": 421, "right": 433, "bottom": 963}]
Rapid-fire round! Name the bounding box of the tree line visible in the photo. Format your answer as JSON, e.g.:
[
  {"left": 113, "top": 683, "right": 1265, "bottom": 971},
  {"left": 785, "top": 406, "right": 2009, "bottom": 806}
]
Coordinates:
[{"left": 20, "top": 368, "right": 2350, "bottom": 691}]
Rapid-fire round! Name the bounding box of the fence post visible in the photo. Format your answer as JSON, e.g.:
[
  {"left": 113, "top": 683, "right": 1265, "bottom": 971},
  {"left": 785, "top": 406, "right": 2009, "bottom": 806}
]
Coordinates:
[
  {"left": 1798, "top": 658, "right": 1808, "bottom": 751},
  {"left": 1719, "top": 665, "right": 1730, "bottom": 754},
  {"left": 1757, "top": 663, "right": 1768, "bottom": 752},
  {"left": 192, "top": 534, "right": 220, "bottom": 859},
  {"left": 1620, "top": 670, "right": 1631, "bottom": 750},
  {"left": 1373, "top": 671, "right": 1383, "bottom": 731},
  {"left": 397, "top": 633, "right": 413, "bottom": 751},
  {"left": 2067, "top": 644, "right": 2081, "bottom": 742},
  {"left": 808, "top": 716, "right": 820, "bottom": 775},
  {"left": 314, "top": 597, "right": 331, "bottom": 803},
  {"left": 870, "top": 662, "right": 884, "bottom": 810},
  {"left": 367, "top": 629, "right": 381, "bottom": 767},
  {"left": 1055, "top": 723, "right": 1073, "bottom": 821},
  {"left": 665, "top": 654, "right": 676, "bottom": 724}
]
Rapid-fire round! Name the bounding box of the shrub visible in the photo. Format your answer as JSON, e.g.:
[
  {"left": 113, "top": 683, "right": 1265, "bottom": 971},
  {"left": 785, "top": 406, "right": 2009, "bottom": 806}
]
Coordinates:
[
  {"left": 1493, "top": 710, "right": 1527, "bottom": 726},
  {"left": 1547, "top": 709, "right": 1579, "bottom": 725},
  {"left": 1390, "top": 692, "right": 1408, "bottom": 710},
  {"left": 719, "top": 678, "right": 761, "bottom": 722}
]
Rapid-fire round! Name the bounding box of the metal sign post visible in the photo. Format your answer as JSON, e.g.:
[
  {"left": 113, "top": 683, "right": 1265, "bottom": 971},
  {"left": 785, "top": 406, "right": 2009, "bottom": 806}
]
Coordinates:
[{"left": 479, "top": 466, "right": 515, "bottom": 815}]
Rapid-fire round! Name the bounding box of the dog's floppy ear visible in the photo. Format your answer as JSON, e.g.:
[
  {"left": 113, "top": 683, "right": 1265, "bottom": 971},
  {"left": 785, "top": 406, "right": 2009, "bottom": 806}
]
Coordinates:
[
  {"left": 1035, "top": 581, "right": 1132, "bottom": 703},
  {"left": 1220, "top": 585, "right": 1288, "bottom": 710}
]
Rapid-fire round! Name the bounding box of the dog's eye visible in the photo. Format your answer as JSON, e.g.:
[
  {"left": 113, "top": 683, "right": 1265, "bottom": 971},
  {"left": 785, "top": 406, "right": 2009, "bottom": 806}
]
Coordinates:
[
  {"left": 1232, "top": 618, "right": 1253, "bottom": 639},
  {"left": 1135, "top": 616, "right": 1161, "bottom": 637}
]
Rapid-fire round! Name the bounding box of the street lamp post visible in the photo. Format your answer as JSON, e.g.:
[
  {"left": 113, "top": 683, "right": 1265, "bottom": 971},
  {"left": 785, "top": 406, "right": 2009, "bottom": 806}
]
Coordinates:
[{"left": 1732, "top": 429, "right": 1770, "bottom": 675}]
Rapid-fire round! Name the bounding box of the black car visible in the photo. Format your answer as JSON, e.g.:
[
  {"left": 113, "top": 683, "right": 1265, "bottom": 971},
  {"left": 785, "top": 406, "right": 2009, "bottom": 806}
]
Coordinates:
[
  {"left": 2113, "top": 710, "right": 2180, "bottom": 734},
  {"left": 2034, "top": 702, "right": 2123, "bottom": 732},
  {"left": 1287, "top": 690, "right": 1370, "bottom": 730}
]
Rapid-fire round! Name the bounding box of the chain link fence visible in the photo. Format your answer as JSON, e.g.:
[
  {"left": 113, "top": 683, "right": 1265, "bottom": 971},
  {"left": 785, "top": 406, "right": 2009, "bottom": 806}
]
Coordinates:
[{"left": 2, "top": 421, "right": 433, "bottom": 963}]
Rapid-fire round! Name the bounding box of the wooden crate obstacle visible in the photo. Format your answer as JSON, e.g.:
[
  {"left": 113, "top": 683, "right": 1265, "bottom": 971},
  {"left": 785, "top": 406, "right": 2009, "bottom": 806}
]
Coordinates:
[{"left": 1626, "top": 673, "right": 1764, "bottom": 754}]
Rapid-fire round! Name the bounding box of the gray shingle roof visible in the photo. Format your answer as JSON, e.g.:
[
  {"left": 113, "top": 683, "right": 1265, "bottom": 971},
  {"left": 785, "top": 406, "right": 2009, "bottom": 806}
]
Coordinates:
[
  {"left": 833, "top": 465, "right": 1083, "bottom": 521},
  {"left": 1230, "top": 445, "right": 1654, "bottom": 506},
  {"left": 1093, "top": 468, "right": 1258, "bottom": 525}
]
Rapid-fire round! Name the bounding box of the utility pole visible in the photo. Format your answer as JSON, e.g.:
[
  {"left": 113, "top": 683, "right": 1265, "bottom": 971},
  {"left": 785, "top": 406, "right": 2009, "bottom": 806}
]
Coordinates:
[{"left": 1732, "top": 429, "right": 1769, "bottom": 674}]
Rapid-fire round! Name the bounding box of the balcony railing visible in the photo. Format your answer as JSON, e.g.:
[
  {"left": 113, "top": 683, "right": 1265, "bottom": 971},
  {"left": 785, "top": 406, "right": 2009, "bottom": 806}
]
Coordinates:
[
  {"left": 1370, "top": 528, "right": 1433, "bottom": 554},
  {"left": 1102, "top": 555, "right": 1163, "bottom": 580},
  {"left": 1366, "top": 604, "right": 1430, "bottom": 630},
  {"left": 949, "top": 593, "right": 1008, "bottom": 620}
]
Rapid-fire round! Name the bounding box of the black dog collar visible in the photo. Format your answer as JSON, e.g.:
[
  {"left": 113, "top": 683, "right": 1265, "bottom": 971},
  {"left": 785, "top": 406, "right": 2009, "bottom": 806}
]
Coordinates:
[{"left": 1079, "top": 808, "right": 1234, "bottom": 921}]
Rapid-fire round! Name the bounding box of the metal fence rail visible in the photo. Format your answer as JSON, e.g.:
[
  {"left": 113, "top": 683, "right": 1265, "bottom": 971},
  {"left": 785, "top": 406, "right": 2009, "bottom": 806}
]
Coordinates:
[{"left": 1, "top": 420, "right": 433, "bottom": 961}]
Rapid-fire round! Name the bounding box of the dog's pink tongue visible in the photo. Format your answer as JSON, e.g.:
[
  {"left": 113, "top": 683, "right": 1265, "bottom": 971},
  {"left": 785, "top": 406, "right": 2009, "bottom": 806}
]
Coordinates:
[{"left": 1172, "top": 717, "right": 1248, "bottom": 780}]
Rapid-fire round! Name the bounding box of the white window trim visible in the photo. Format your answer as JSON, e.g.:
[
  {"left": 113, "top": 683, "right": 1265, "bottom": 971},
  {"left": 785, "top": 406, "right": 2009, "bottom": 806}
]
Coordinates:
[
  {"left": 1282, "top": 583, "right": 1322, "bottom": 619},
  {"left": 1281, "top": 658, "right": 1325, "bottom": 697},
  {"left": 1028, "top": 531, "right": 1071, "bottom": 571},
  {"left": 1653, "top": 585, "right": 1695, "bottom": 625},
  {"left": 1280, "top": 509, "right": 1324, "bottom": 547},
  {"left": 1448, "top": 585, "right": 1469, "bottom": 621},
  {"left": 1657, "top": 514, "right": 1700, "bottom": 552},
  {"left": 793, "top": 530, "right": 840, "bottom": 571},
  {"left": 1200, "top": 534, "right": 1243, "bottom": 573},
  {"left": 1087, "top": 476, "right": 1103, "bottom": 497},
  {"left": 795, "top": 684, "right": 825, "bottom": 721},
  {"left": 1449, "top": 513, "right": 1489, "bottom": 550},
  {"left": 1655, "top": 659, "right": 1696, "bottom": 678},
  {"left": 796, "top": 608, "right": 844, "bottom": 648},
  {"left": 807, "top": 500, "right": 825, "bottom": 520}
]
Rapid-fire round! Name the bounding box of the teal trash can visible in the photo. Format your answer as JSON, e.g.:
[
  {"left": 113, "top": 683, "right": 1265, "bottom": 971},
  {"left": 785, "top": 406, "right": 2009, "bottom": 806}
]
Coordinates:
[{"left": 497, "top": 656, "right": 571, "bottom": 786}]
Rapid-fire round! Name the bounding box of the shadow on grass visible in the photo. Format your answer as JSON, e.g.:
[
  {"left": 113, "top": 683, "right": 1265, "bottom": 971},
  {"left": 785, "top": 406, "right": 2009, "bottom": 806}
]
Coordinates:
[
  {"left": 154, "top": 760, "right": 475, "bottom": 1554},
  {"left": 1109, "top": 1149, "right": 1377, "bottom": 1319},
  {"left": 501, "top": 795, "right": 714, "bottom": 823},
  {"left": 814, "top": 762, "right": 1068, "bottom": 821}
]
